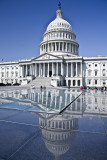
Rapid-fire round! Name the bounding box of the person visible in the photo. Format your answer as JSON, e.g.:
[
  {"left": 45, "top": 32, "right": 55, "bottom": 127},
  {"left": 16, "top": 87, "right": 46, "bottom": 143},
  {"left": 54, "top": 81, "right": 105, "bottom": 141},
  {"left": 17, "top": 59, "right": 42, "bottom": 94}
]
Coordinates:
[
  {"left": 31, "top": 85, "right": 35, "bottom": 89},
  {"left": 80, "top": 86, "right": 82, "bottom": 90},
  {"left": 40, "top": 86, "right": 42, "bottom": 90},
  {"left": 101, "top": 87, "right": 103, "bottom": 92}
]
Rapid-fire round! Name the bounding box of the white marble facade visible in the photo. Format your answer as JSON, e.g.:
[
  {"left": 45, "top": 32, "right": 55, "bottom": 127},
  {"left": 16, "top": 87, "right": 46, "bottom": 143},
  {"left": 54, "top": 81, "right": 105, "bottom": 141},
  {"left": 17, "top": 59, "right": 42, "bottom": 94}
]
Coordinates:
[{"left": 0, "top": 3, "right": 107, "bottom": 87}]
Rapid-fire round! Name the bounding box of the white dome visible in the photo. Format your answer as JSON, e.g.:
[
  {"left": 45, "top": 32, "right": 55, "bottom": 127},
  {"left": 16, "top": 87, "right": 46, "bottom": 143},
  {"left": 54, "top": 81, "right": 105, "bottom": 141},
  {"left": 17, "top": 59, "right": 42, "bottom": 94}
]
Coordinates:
[{"left": 47, "top": 17, "right": 72, "bottom": 32}]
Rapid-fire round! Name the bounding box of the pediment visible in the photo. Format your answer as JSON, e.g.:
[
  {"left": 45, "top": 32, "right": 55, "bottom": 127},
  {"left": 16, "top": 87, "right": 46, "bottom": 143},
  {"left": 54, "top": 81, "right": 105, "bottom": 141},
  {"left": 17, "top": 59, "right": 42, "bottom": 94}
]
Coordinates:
[{"left": 32, "top": 53, "right": 61, "bottom": 61}]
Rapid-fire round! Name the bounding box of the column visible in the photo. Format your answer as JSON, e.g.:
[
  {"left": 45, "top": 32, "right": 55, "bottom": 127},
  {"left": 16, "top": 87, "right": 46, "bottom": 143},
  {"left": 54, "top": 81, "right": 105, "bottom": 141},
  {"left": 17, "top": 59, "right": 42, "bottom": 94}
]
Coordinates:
[
  {"left": 32, "top": 64, "right": 34, "bottom": 76},
  {"left": 39, "top": 63, "right": 41, "bottom": 77},
  {"left": 69, "top": 43, "right": 71, "bottom": 52},
  {"left": 72, "top": 44, "right": 74, "bottom": 53},
  {"left": 51, "top": 43, "right": 53, "bottom": 52},
  {"left": 81, "top": 62, "right": 83, "bottom": 77},
  {"left": 71, "top": 62, "right": 73, "bottom": 77},
  {"left": 43, "top": 63, "right": 45, "bottom": 77},
  {"left": 56, "top": 62, "right": 58, "bottom": 76},
  {"left": 20, "top": 66, "right": 22, "bottom": 77},
  {"left": 43, "top": 45, "right": 45, "bottom": 53},
  {"left": 59, "top": 42, "right": 60, "bottom": 51},
  {"left": 47, "top": 63, "right": 49, "bottom": 77},
  {"left": 45, "top": 44, "right": 46, "bottom": 52},
  {"left": 74, "top": 45, "right": 75, "bottom": 54},
  {"left": 26, "top": 64, "right": 27, "bottom": 76},
  {"left": 34, "top": 64, "right": 35, "bottom": 76},
  {"left": 41, "top": 64, "right": 43, "bottom": 76},
  {"left": 62, "top": 42, "right": 64, "bottom": 51},
  {"left": 66, "top": 63, "right": 68, "bottom": 77},
  {"left": 76, "top": 62, "right": 78, "bottom": 77},
  {"left": 52, "top": 63, "right": 54, "bottom": 77},
  {"left": 71, "top": 44, "right": 72, "bottom": 53},
  {"left": 35, "top": 64, "right": 37, "bottom": 77},
  {"left": 61, "top": 62, "right": 64, "bottom": 76},
  {"left": 48, "top": 43, "right": 49, "bottom": 52},
  {"left": 66, "top": 43, "right": 67, "bottom": 52},
  {"left": 55, "top": 42, "right": 57, "bottom": 52}
]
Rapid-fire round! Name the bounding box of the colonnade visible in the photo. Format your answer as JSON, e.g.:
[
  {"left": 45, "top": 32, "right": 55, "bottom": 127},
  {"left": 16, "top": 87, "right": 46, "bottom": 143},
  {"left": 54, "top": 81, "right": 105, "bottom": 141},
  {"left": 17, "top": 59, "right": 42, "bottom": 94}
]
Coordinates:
[
  {"left": 20, "top": 62, "right": 82, "bottom": 78},
  {"left": 40, "top": 42, "right": 78, "bottom": 55}
]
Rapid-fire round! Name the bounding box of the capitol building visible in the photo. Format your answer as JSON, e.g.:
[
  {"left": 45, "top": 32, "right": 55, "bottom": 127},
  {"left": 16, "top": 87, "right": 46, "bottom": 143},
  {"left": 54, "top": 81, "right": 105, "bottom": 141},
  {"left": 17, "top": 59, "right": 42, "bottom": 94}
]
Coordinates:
[{"left": 0, "top": 2, "right": 107, "bottom": 87}]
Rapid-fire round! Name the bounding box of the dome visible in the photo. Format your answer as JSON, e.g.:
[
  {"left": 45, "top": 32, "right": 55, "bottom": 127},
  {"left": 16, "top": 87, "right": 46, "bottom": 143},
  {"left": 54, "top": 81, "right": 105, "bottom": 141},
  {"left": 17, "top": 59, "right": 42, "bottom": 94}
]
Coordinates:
[
  {"left": 47, "top": 18, "right": 72, "bottom": 32},
  {"left": 46, "top": 3, "right": 72, "bottom": 32}
]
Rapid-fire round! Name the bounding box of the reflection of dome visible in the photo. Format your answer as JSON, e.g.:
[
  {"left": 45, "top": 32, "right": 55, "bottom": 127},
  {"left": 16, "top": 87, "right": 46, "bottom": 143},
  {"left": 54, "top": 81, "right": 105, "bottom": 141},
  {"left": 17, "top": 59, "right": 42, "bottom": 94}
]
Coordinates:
[
  {"left": 42, "top": 129, "right": 75, "bottom": 157},
  {"left": 38, "top": 113, "right": 78, "bottom": 159}
]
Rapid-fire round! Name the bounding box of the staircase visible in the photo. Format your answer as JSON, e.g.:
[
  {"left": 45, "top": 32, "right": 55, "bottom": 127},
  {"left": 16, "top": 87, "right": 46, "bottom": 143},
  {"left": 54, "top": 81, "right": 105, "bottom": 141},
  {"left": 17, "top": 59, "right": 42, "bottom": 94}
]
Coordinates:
[{"left": 26, "top": 77, "right": 52, "bottom": 87}]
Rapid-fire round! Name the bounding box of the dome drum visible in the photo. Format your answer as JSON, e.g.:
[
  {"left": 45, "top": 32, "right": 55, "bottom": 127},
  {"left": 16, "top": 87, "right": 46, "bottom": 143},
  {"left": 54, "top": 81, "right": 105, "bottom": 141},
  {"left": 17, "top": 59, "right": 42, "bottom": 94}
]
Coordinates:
[{"left": 40, "top": 41, "right": 79, "bottom": 56}]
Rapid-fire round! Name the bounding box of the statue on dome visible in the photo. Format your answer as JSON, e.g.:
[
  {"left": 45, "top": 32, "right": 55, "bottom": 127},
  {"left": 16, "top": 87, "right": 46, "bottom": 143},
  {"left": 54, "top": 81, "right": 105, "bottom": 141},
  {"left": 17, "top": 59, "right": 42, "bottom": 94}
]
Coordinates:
[{"left": 58, "top": 1, "right": 61, "bottom": 10}]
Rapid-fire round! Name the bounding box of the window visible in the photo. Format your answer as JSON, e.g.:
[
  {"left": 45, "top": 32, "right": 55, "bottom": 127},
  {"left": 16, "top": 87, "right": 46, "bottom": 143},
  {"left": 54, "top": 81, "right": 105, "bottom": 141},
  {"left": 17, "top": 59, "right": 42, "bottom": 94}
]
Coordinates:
[
  {"left": 56, "top": 43, "right": 58, "bottom": 51},
  {"left": 88, "top": 64, "right": 91, "bottom": 67},
  {"left": 88, "top": 70, "right": 92, "bottom": 76},
  {"left": 60, "top": 43, "right": 62, "bottom": 51},
  {"left": 64, "top": 43, "right": 66, "bottom": 51},
  {"left": 102, "top": 69, "right": 106, "bottom": 76},
  {"left": 11, "top": 72, "right": 14, "bottom": 77},
  {"left": 67, "top": 43, "right": 69, "bottom": 52},
  {"left": 78, "top": 80, "right": 80, "bottom": 86},
  {"left": 2, "top": 72, "right": 4, "bottom": 77},
  {"left": 53, "top": 43, "right": 55, "bottom": 51},
  {"left": 103, "top": 64, "right": 105, "bottom": 67},
  {"left": 16, "top": 72, "right": 18, "bottom": 77},
  {"left": 95, "top": 71, "right": 97, "bottom": 76},
  {"left": 88, "top": 80, "right": 91, "bottom": 85},
  {"left": 7, "top": 72, "right": 9, "bottom": 77},
  {"left": 95, "top": 80, "right": 97, "bottom": 85},
  {"left": 73, "top": 80, "right": 75, "bottom": 86},
  {"left": 66, "top": 34, "right": 67, "bottom": 38},
  {"left": 103, "top": 82, "right": 106, "bottom": 86},
  {"left": 95, "top": 64, "right": 97, "bottom": 67}
]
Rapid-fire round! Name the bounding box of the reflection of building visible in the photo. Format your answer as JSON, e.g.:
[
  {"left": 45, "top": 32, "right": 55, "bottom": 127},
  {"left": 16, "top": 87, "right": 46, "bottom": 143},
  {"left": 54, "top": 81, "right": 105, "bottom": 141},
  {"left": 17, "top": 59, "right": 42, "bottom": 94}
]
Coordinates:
[
  {"left": 0, "top": 89, "right": 107, "bottom": 116},
  {"left": 0, "top": 2, "right": 107, "bottom": 87},
  {"left": 65, "top": 90, "right": 107, "bottom": 117},
  {"left": 38, "top": 113, "right": 78, "bottom": 159},
  {"left": 0, "top": 89, "right": 81, "bottom": 112}
]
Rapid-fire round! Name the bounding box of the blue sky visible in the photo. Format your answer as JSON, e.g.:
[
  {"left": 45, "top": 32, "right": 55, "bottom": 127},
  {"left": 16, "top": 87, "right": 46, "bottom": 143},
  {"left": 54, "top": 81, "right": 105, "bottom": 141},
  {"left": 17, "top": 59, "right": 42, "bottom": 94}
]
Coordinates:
[{"left": 0, "top": 0, "right": 107, "bottom": 61}]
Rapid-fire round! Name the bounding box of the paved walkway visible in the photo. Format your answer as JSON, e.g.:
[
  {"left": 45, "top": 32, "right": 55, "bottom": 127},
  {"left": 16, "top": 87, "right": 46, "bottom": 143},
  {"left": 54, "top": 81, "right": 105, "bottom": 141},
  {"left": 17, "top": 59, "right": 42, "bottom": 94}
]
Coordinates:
[{"left": 0, "top": 90, "right": 107, "bottom": 160}]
